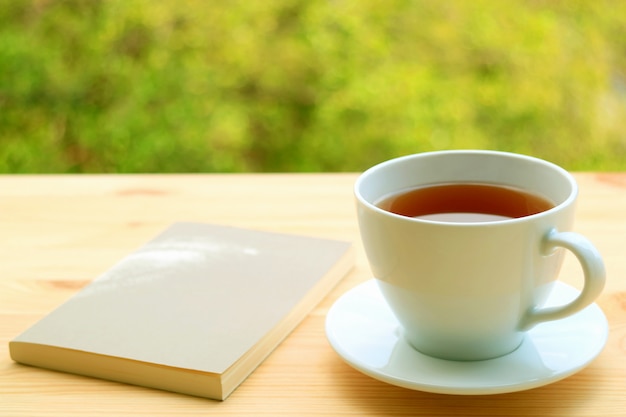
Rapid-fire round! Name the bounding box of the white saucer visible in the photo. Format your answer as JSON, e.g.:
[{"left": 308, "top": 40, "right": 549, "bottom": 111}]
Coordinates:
[{"left": 325, "top": 279, "right": 608, "bottom": 395}]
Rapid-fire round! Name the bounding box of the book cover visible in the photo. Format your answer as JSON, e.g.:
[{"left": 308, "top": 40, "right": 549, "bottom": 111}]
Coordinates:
[{"left": 9, "top": 222, "right": 354, "bottom": 400}]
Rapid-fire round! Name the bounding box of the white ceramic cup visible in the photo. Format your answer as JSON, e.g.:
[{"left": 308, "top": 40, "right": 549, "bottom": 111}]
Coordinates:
[{"left": 355, "top": 150, "right": 605, "bottom": 361}]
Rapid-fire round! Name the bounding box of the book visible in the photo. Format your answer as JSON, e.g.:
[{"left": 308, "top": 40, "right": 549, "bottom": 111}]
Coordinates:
[{"left": 9, "top": 222, "right": 353, "bottom": 400}]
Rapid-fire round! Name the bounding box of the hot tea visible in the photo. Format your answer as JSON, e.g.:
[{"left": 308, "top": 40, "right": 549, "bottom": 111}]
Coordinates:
[
  {"left": 355, "top": 151, "right": 605, "bottom": 361},
  {"left": 376, "top": 182, "right": 554, "bottom": 222}
]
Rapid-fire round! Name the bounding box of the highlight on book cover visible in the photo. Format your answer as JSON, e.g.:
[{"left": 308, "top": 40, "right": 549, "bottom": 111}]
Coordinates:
[{"left": 10, "top": 222, "right": 354, "bottom": 400}]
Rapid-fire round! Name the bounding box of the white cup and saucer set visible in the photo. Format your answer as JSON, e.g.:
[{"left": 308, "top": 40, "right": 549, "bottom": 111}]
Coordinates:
[{"left": 326, "top": 150, "right": 608, "bottom": 395}]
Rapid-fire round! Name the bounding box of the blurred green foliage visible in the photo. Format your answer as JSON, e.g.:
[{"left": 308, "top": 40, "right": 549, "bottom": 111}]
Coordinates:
[{"left": 1, "top": 0, "right": 625, "bottom": 172}]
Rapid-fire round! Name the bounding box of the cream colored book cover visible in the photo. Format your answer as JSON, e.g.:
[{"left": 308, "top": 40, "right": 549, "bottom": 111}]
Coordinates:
[{"left": 9, "top": 222, "right": 354, "bottom": 400}]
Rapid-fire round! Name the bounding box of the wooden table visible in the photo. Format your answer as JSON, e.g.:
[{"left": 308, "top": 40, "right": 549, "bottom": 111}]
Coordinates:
[{"left": 1, "top": 173, "right": 625, "bottom": 416}]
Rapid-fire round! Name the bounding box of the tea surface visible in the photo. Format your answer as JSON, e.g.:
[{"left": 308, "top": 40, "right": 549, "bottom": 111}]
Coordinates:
[{"left": 376, "top": 183, "right": 554, "bottom": 222}]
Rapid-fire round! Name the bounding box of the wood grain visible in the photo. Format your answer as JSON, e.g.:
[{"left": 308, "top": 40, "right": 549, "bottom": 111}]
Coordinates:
[{"left": 1, "top": 173, "right": 625, "bottom": 416}]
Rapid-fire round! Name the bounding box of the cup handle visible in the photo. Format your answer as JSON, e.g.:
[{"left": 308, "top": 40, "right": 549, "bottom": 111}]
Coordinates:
[{"left": 519, "top": 229, "right": 606, "bottom": 331}]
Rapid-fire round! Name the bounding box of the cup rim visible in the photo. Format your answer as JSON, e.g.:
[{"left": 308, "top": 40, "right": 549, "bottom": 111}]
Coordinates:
[{"left": 354, "top": 150, "right": 578, "bottom": 226}]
